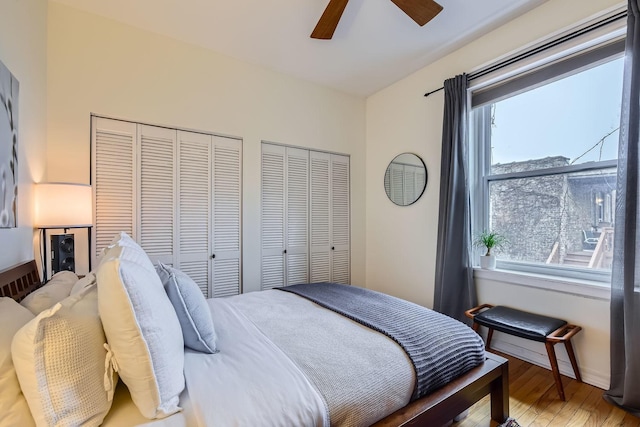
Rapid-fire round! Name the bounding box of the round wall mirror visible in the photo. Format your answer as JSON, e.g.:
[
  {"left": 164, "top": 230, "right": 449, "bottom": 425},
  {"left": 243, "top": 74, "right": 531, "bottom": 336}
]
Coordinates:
[{"left": 384, "top": 153, "right": 428, "bottom": 206}]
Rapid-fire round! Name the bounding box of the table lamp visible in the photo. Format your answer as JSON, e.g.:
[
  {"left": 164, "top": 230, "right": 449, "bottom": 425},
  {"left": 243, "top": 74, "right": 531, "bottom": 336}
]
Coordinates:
[{"left": 35, "top": 182, "right": 92, "bottom": 281}]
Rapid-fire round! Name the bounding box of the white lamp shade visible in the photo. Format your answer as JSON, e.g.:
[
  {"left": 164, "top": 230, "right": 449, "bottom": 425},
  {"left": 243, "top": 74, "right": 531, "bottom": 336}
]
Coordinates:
[{"left": 35, "top": 183, "right": 93, "bottom": 228}]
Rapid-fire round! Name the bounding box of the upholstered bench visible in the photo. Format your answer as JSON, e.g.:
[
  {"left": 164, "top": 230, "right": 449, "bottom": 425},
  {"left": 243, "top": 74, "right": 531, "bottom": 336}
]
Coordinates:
[{"left": 465, "top": 304, "right": 582, "bottom": 401}]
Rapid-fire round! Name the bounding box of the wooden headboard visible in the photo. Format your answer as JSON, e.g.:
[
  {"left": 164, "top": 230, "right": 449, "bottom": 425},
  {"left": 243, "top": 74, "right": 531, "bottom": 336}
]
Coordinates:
[{"left": 0, "top": 260, "right": 42, "bottom": 302}]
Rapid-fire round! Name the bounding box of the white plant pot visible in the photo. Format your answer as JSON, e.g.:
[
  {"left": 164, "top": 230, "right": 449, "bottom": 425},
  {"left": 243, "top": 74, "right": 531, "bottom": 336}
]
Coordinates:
[{"left": 480, "top": 255, "right": 496, "bottom": 270}]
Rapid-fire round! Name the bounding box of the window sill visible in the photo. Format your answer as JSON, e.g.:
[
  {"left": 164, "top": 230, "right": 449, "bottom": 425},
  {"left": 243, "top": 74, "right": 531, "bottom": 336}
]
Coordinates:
[{"left": 473, "top": 267, "right": 611, "bottom": 300}]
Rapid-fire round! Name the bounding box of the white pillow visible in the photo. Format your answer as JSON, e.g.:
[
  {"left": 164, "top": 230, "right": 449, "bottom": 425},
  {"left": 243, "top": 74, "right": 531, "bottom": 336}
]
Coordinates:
[
  {"left": 97, "top": 232, "right": 185, "bottom": 419},
  {"left": 0, "top": 298, "right": 36, "bottom": 427},
  {"left": 11, "top": 286, "right": 116, "bottom": 427},
  {"left": 20, "top": 270, "right": 78, "bottom": 315},
  {"left": 71, "top": 271, "right": 97, "bottom": 295},
  {"left": 155, "top": 263, "right": 218, "bottom": 354}
]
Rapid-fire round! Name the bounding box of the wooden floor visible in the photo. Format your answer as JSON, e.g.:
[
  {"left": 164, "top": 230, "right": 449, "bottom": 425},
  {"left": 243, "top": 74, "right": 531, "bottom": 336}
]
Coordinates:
[{"left": 452, "top": 352, "right": 640, "bottom": 427}]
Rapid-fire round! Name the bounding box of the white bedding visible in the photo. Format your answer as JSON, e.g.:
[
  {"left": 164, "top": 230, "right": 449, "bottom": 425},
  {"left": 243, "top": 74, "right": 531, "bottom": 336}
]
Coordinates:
[
  {"left": 102, "top": 296, "right": 329, "bottom": 427},
  {"left": 230, "top": 290, "right": 415, "bottom": 426},
  {"left": 100, "top": 289, "right": 420, "bottom": 427},
  {"left": 102, "top": 384, "right": 191, "bottom": 427},
  {"left": 184, "top": 297, "right": 329, "bottom": 426}
]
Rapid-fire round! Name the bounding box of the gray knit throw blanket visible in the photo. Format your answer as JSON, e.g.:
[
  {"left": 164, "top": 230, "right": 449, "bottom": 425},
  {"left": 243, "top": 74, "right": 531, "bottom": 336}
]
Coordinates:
[{"left": 279, "top": 283, "right": 486, "bottom": 401}]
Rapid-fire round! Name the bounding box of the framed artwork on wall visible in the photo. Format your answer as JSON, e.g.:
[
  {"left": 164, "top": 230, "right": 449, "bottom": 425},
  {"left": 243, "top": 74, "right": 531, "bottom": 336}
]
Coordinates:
[{"left": 0, "top": 58, "right": 19, "bottom": 228}]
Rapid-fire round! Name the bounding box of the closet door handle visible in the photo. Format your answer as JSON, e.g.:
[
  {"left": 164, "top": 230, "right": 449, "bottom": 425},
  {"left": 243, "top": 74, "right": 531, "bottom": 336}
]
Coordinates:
[
  {"left": 331, "top": 247, "right": 335, "bottom": 250},
  {"left": 283, "top": 249, "right": 287, "bottom": 254},
  {"left": 211, "top": 254, "right": 216, "bottom": 259}
]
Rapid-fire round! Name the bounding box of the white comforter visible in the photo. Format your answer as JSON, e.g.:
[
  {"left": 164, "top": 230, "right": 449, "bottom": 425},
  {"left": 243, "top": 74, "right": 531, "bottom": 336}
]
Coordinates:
[
  {"left": 184, "top": 296, "right": 329, "bottom": 427},
  {"left": 229, "top": 290, "right": 415, "bottom": 426},
  {"left": 104, "top": 290, "right": 416, "bottom": 426}
]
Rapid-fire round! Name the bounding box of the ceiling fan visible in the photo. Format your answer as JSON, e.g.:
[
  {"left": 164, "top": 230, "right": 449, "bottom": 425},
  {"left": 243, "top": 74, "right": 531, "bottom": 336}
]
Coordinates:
[{"left": 311, "top": 0, "right": 443, "bottom": 40}]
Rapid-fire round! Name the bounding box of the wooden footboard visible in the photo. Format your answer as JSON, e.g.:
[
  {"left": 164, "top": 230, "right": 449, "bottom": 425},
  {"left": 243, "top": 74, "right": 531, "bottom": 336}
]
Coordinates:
[{"left": 374, "top": 352, "right": 509, "bottom": 426}]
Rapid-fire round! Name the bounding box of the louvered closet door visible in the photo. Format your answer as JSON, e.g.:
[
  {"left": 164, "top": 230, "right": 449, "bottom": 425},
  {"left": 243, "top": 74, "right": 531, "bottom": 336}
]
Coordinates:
[
  {"left": 138, "top": 125, "right": 176, "bottom": 266},
  {"left": 92, "top": 117, "right": 136, "bottom": 263},
  {"left": 211, "top": 136, "right": 242, "bottom": 297},
  {"left": 331, "top": 154, "right": 350, "bottom": 284},
  {"left": 309, "top": 151, "right": 331, "bottom": 282},
  {"left": 177, "top": 130, "right": 212, "bottom": 297},
  {"left": 261, "top": 144, "right": 286, "bottom": 290},
  {"left": 285, "top": 147, "right": 309, "bottom": 286},
  {"left": 309, "top": 152, "right": 350, "bottom": 284}
]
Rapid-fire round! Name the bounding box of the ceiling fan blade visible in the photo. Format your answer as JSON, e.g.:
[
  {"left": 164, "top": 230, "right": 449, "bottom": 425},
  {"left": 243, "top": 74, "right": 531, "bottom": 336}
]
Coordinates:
[
  {"left": 311, "top": 0, "right": 350, "bottom": 39},
  {"left": 390, "top": 0, "right": 443, "bottom": 26}
]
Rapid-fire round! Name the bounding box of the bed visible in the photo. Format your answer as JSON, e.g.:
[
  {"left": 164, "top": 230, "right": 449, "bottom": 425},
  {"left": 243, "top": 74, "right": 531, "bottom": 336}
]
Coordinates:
[{"left": 0, "top": 257, "right": 509, "bottom": 427}]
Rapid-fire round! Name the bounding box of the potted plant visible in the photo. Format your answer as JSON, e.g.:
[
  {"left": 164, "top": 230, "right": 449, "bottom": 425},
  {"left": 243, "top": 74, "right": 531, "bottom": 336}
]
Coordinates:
[{"left": 473, "top": 230, "right": 508, "bottom": 270}]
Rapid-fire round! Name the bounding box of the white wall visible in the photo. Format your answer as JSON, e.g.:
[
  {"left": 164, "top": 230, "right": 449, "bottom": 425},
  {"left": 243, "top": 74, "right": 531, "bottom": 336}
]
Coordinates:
[
  {"left": 46, "top": 2, "right": 366, "bottom": 292},
  {"left": 0, "top": 0, "right": 48, "bottom": 270},
  {"left": 365, "top": 0, "right": 622, "bottom": 388}
]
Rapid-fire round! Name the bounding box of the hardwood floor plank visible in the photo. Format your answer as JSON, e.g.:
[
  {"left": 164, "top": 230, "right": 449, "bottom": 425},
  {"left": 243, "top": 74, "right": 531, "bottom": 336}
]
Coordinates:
[
  {"left": 528, "top": 378, "right": 583, "bottom": 427},
  {"left": 510, "top": 373, "right": 555, "bottom": 419},
  {"left": 541, "top": 373, "right": 591, "bottom": 425},
  {"left": 526, "top": 379, "right": 571, "bottom": 426},
  {"left": 603, "top": 406, "right": 628, "bottom": 426},
  {"left": 621, "top": 412, "right": 640, "bottom": 427},
  {"left": 567, "top": 408, "right": 594, "bottom": 426},
  {"left": 581, "top": 388, "right": 615, "bottom": 427},
  {"left": 587, "top": 398, "right": 616, "bottom": 426},
  {"left": 452, "top": 353, "right": 639, "bottom": 427}
]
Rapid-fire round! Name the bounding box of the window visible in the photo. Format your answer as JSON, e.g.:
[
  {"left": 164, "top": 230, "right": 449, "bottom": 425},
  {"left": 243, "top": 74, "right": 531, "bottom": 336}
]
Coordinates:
[{"left": 470, "top": 39, "right": 625, "bottom": 282}]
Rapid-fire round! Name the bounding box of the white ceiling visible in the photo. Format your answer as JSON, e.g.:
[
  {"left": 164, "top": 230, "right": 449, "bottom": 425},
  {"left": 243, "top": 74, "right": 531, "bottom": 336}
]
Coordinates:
[{"left": 52, "top": 0, "right": 548, "bottom": 97}]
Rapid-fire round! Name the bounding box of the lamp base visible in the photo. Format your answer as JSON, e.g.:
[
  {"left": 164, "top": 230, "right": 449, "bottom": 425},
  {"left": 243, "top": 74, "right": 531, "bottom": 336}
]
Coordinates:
[{"left": 51, "top": 234, "right": 75, "bottom": 274}]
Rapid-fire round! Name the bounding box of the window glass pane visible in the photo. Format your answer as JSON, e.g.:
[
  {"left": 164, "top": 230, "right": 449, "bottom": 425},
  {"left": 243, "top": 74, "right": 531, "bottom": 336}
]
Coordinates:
[
  {"left": 489, "top": 57, "right": 624, "bottom": 173},
  {"left": 489, "top": 169, "right": 616, "bottom": 271}
]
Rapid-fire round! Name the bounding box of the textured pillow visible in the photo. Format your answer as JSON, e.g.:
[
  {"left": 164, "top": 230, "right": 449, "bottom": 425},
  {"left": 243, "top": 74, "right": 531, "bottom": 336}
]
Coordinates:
[
  {"left": 11, "top": 286, "right": 116, "bottom": 427},
  {"left": 20, "top": 270, "right": 78, "bottom": 315},
  {"left": 155, "top": 263, "right": 218, "bottom": 353},
  {"left": 0, "top": 298, "right": 36, "bottom": 427},
  {"left": 71, "top": 271, "right": 97, "bottom": 295},
  {"left": 97, "top": 232, "right": 185, "bottom": 419}
]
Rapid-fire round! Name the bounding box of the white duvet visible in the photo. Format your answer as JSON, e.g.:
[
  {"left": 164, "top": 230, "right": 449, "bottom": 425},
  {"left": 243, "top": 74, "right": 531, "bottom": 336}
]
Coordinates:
[
  {"left": 103, "top": 295, "right": 329, "bottom": 427},
  {"left": 103, "top": 290, "right": 415, "bottom": 427},
  {"left": 184, "top": 297, "right": 329, "bottom": 427}
]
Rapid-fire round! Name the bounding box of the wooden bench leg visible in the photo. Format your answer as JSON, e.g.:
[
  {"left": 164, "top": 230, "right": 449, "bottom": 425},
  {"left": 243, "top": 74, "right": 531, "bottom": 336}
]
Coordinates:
[
  {"left": 486, "top": 328, "right": 494, "bottom": 351},
  {"left": 471, "top": 321, "right": 493, "bottom": 351},
  {"left": 545, "top": 341, "right": 565, "bottom": 401},
  {"left": 564, "top": 340, "right": 582, "bottom": 383}
]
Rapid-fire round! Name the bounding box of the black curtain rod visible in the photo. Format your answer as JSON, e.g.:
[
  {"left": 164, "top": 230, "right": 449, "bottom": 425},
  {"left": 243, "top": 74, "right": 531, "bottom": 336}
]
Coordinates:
[{"left": 423, "top": 9, "right": 628, "bottom": 98}]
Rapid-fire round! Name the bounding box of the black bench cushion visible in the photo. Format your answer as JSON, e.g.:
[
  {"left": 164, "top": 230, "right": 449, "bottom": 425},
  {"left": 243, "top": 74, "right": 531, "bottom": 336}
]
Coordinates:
[{"left": 474, "top": 306, "right": 567, "bottom": 342}]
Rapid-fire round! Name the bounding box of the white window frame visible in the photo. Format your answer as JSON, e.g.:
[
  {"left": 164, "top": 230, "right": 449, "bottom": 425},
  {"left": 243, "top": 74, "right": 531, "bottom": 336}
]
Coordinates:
[{"left": 468, "top": 30, "right": 625, "bottom": 292}]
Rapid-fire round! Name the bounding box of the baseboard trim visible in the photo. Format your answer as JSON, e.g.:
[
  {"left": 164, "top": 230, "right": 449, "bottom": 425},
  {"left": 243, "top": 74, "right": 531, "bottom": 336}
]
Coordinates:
[{"left": 488, "top": 336, "right": 609, "bottom": 390}]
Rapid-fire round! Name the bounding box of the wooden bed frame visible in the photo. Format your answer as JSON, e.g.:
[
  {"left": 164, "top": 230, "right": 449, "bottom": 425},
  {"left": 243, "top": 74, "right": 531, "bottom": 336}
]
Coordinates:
[
  {"left": 0, "top": 260, "right": 509, "bottom": 426},
  {"left": 0, "top": 260, "right": 42, "bottom": 302},
  {"left": 375, "top": 352, "right": 508, "bottom": 426}
]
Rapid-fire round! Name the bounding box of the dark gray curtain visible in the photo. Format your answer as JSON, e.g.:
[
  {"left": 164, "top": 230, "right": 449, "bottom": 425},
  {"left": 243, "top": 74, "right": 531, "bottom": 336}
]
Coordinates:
[
  {"left": 604, "top": 0, "right": 640, "bottom": 416},
  {"left": 434, "top": 74, "right": 476, "bottom": 325}
]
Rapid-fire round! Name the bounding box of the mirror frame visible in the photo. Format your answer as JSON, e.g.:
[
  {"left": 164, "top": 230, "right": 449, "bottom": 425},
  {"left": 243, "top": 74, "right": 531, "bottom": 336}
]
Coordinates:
[{"left": 384, "top": 152, "right": 428, "bottom": 207}]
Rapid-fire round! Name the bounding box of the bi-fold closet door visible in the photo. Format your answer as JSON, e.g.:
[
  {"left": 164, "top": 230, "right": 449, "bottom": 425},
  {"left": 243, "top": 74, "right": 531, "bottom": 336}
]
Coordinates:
[
  {"left": 261, "top": 143, "right": 350, "bottom": 290},
  {"left": 309, "top": 151, "right": 350, "bottom": 284},
  {"left": 260, "top": 144, "right": 309, "bottom": 289},
  {"left": 92, "top": 116, "right": 242, "bottom": 298}
]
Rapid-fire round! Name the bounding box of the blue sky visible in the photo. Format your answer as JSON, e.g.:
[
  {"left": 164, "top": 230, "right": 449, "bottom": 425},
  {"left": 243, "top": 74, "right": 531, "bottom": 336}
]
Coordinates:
[{"left": 490, "top": 56, "right": 625, "bottom": 166}]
